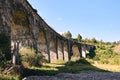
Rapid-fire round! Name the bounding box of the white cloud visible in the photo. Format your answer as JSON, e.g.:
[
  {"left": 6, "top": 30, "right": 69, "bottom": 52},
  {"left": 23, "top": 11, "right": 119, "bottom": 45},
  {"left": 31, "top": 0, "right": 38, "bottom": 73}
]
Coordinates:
[
  {"left": 58, "top": 32, "right": 64, "bottom": 35},
  {"left": 57, "top": 17, "right": 62, "bottom": 21}
]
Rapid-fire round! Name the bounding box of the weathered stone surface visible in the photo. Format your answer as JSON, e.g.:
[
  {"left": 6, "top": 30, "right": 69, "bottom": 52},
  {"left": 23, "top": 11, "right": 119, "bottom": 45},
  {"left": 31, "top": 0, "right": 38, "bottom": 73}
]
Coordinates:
[{"left": 0, "top": 0, "right": 95, "bottom": 64}]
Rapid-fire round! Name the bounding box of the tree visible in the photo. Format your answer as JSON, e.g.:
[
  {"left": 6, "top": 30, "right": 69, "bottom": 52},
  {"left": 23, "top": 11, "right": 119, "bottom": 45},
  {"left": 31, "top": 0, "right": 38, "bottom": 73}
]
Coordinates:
[
  {"left": 77, "top": 34, "right": 82, "bottom": 42},
  {"left": 91, "top": 38, "right": 97, "bottom": 44},
  {"left": 64, "top": 31, "right": 72, "bottom": 39}
]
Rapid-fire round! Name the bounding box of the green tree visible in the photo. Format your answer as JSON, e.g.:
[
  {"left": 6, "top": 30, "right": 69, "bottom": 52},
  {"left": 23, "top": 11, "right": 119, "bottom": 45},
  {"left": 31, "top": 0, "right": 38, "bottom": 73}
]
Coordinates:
[
  {"left": 64, "top": 31, "right": 72, "bottom": 39},
  {"left": 77, "top": 34, "right": 82, "bottom": 42},
  {"left": 91, "top": 38, "right": 97, "bottom": 44},
  {"left": 0, "top": 33, "right": 10, "bottom": 60}
]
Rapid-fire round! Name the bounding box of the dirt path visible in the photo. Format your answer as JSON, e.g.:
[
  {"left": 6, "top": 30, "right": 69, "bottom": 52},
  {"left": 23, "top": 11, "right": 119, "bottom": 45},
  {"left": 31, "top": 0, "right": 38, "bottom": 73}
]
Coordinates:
[{"left": 23, "top": 71, "right": 120, "bottom": 80}]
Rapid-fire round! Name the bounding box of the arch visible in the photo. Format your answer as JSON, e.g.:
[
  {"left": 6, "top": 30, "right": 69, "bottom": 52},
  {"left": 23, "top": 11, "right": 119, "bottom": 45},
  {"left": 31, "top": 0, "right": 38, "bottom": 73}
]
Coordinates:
[
  {"left": 11, "top": 9, "right": 31, "bottom": 40},
  {"left": 11, "top": 9, "right": 31, "bottom": 64},
  {"left": 49, "top": 35, "right": 57, "bottom": 63},
  {"left": 37, "top": 29, "right": 48, "bottom": 61},
  {"left": 72, "top": 44, "right": 80, "bottom": 61},
  {"left": 12, "top": 9, "right": 29, "bottom": 27}
]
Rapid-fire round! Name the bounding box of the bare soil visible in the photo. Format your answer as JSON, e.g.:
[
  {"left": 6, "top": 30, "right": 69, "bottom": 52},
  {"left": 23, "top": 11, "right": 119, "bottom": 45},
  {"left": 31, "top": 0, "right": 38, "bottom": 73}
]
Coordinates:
[{"left": 23, "top": 71, "right": 120, "bottom": 80}]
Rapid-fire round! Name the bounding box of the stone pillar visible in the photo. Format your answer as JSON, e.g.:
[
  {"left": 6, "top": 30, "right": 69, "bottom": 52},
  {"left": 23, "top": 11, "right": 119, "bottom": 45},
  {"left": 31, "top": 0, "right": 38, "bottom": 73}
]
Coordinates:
[
  {"left": 12, "top": 41, "right": 20, "bottom": 65},
  {"left": 68, "top": 40, "right": 72, "bottom": 60},
  {"left": 45, "top": 30, "right": 51, "bottom": 63},
  {"left": 61, "top": 40, "right": 64, "bottom": 61},
  {"left": 55, "top": 37, "right": 58, "bottom": 60},
  {"left": 64, "top": 41, "right": 69, "bottom": 62},
  {"left": 82, "top": 47, "right": 86, "bottom": 58},
  {"left": 78, "top": 44, "right": 82, "bottom": 58},
  {"left": 57, "top": 39, "right": 63, "bottom": 61},
  {"left": 49, "top": 36, "right": 57, "bottom": 63}
]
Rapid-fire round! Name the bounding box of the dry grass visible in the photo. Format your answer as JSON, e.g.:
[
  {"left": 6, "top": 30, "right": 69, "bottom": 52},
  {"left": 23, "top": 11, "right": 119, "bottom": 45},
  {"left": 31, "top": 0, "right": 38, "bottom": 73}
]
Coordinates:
[
  {"left": 92, "top": 64, "right": 120, "bottom": 72},
  {"left": 114, "top": 44, "right": 120, "bottom": 54}
]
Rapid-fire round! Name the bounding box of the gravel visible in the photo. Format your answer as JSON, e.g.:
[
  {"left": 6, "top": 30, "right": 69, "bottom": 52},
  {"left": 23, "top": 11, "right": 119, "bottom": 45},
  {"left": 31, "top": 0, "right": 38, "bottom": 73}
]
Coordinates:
[{"left": 22, "top": 71, "right": 120, "bottom": 80}]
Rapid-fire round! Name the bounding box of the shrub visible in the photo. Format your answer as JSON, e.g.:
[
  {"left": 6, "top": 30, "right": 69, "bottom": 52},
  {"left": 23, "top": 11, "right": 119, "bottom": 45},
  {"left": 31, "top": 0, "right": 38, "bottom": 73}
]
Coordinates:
[
  {"left": 65, "top": 61, "right": 75, "bottom": 66},
  {"left": 76, "top": 58, "right": 90, "bottom": 65},
  {"left": 20, "top": 47, "right": 47, "bottom": 67},
  {"left": 0, "top": 33, "right": 11, "bottom": 60},
  {"left": 0, "top": 74, "right": 20, "bottom": 80}
]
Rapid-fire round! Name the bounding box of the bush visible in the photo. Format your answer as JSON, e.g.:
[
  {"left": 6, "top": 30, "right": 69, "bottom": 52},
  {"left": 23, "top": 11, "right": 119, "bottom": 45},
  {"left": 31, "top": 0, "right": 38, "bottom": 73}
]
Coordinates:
[
  {"left": 0, "top": 74, "right": 20, "bottom": 80},
  {"left": 20, "top": 47, "right": 47, "bottom": 67},
  {"left": 65, "top": 61, "right": 76, "bottom": 66},
  {"left": 0, "top": 33, "right": 11, "bottom": 60},
  {"left": 76, "top": 58, "right": 90, "bottom": 65},
  {"left": 94, "top": 43, "right": 120, "bottom": 65}
]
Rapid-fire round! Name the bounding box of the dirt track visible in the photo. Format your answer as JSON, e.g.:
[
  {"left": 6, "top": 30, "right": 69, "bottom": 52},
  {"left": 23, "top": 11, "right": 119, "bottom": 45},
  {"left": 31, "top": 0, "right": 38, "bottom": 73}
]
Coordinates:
[{"left": 23, "top": 71, "right": 120, "bottom": 80}]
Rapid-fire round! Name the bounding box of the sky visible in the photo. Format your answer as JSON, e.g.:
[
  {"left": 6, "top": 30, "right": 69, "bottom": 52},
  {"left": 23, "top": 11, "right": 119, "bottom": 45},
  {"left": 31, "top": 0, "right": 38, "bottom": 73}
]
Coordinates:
[{"left": 28, "top": 0, "right": 120, "bottom": 42}]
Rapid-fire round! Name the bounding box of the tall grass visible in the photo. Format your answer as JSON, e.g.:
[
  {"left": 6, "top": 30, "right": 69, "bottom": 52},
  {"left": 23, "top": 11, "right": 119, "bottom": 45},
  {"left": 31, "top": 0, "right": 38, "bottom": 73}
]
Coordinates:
[
  {"left": 20, "top": 47, "right": 47, "bottom": 67},
  {"left": 0, "top": 74, "right": 20, "bottom": 80}
]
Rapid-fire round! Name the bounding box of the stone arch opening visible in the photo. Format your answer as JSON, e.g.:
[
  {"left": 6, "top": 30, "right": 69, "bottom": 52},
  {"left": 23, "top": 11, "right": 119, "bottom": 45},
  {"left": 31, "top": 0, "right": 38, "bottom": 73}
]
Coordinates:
[
  {"left": 72, "top": 44, "right": 80, "bottom": 61},
  {"left": 11, "top": 9, "right": 31, "bottom": 40},
  {"left": 11, "top": 9, "right": 32, "bottom": 64},
  {"left": 37, "top": 29, "right": 48, "bottom": 61},
  {"left": 49, "top": 35, "right": 57, "bottom": 63}
]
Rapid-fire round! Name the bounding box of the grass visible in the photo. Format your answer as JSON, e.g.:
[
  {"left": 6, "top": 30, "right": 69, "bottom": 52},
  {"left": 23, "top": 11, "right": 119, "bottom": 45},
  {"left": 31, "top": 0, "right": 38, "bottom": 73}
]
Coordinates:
[
  {"left": 1, "top": 59, "right": 120, "bottom": 79},
  {"left": 0, "top": 74, "right": 20, "bottom": 80},
  {"left": 27, "top": 58, "right": 120, "bottom": 76},
  {"left": 93, "top": 64, "right": 120, "bottom": 72}
]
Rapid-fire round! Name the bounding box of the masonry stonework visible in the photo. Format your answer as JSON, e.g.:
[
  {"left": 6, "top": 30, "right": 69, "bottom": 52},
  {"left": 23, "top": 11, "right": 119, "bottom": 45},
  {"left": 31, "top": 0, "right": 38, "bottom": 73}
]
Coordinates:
[{"left": 0, "top": 0, "right": 95, "bottom": 64}]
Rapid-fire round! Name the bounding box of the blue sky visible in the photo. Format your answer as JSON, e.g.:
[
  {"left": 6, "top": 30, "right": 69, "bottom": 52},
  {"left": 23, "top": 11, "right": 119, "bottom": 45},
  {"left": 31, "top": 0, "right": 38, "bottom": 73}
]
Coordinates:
[{"left": 28, "top": 0, "right": 120, "bottom": 42}]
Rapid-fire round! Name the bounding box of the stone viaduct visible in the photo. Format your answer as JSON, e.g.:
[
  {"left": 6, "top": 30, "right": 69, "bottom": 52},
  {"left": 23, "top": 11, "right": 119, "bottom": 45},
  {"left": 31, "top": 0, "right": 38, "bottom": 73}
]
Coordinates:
[{"left": 0, "top": 0, "right": 95, "bottom": 64}]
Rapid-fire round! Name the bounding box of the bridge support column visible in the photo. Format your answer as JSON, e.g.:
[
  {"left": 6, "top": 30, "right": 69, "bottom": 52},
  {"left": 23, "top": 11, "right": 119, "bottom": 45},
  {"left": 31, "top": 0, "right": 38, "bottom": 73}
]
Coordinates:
[
  {"left": 78, "top": 44, "right": 82, "bottom": 58},
  {"left": 61, "top": 41, "right": 64, "bottom": 61},
  {"left": 68, "top": 41, "right": 72, "bottom": 60},
  {"left": 45, "top": 31, "right": 51, "bottom": 63},
  {"left": 49, "top": 36, "right": 57, "bottom": 63},
  {"left": 64, "top": 41, "right": 69, "bottom": 62},
  {"left": 57, "top": 39, "right": 64, "bottom": 61},
  {"left": 82, "top": 48, "right": 86, "bottom": 58},
  {"left": 11, "top": 41, "right": 20, "bottom": 65},
  {"left": 55, "top": 37, "right": 59, "bottom": 60}
]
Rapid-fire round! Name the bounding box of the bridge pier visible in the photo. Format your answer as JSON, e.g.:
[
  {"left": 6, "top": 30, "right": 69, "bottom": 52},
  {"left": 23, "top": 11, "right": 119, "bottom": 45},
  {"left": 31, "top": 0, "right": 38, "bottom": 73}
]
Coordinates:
[
  {"left": 45, "top": 30, "right": 51, "bottom": 63},
  {"left": 72, "top": 44, "right": 81, "bottom": 61},
  {"left": 49, "top": 36, "right": 57, "bottom": 63},
  {"left": 64, "top": 41, "right": 69, "bottom": 61},
  {"left": 57, "top": 39, "right": 64, "bottom": 61}
]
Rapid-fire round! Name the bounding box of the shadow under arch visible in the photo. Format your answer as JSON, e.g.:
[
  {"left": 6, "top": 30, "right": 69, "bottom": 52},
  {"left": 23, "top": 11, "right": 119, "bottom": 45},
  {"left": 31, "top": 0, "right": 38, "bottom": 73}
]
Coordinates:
[
  {"left": 22, "top": 58, "right": 109, "bottom": 78},
  {"left": 71, "top": 44, "right": 81, "bottom": 61},
  {"left": 37, "top": 29, "right": 48, "bottom": 61},
  {"left": 11, "top": 9, "right": 32, "bottom": 65},
  {"left": 11, "top": 9, "right": 31, "bottom": 39},
  {"left": 49, "top": 35, "right": 57, "bottom": 63}
]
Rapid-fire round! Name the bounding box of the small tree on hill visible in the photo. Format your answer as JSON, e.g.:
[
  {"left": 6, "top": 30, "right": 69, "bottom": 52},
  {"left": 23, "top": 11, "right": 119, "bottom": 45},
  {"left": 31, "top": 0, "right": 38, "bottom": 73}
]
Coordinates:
[
  {"left": 77, "top": 34, "right": 82, "bottom": 42},
  {"left": 64, "top": 31, "right": 72, "bottom": 39},
  {"left": 91, "top": 38, "right": 97, "bottom": 44}
]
